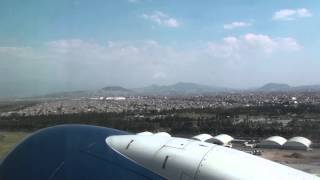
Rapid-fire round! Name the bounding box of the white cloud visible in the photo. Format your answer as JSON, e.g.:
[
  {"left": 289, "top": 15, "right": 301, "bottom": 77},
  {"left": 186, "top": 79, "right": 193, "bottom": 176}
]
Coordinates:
[
  {"left": 0, "top": 46, "right": 31, "bottom": 53},
  {"left": 0, "top": 35, "right": 302, "bottom": 95},
  {"left": 152, "top": 72, "right": 167, "bottom": 79},
  {"left": 0, "top": 46, "right": 34, "bottom": 59},
  {"left": 223, "top": 21, "right": 251, "bottom": 30},
  {"left": 46, "top": 39, "right": 104, "bottom": 54},
  {"left": 272, "top": 8, "right": 312, "bottom": 21},
  {"left": 206, "top": 33, "right": 301, "bottom": 58},
  {"left": 2, "top": 35, "right": 301, "bottom": 66},
  {"left": 142, "top": 11, "right": 180, "bottom": 28}
]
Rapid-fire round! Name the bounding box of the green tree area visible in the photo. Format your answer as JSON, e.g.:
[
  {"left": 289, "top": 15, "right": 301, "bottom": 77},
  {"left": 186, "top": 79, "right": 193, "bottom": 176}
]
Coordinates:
[{"left": 0, "top": 105, "right": 320, "bottom": 140}]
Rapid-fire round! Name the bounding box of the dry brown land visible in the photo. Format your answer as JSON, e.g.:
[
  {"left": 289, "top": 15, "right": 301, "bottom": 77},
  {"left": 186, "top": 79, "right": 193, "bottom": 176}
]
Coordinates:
[{"left": 259, "top": 148, "right": 320, "bottom": 176}]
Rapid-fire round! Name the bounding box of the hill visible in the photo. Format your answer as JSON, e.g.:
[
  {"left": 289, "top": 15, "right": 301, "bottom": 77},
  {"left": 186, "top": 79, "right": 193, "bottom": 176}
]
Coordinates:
[
  {"left": 134, "top": 82, "right": 232, "bottom": 96},
  {"left": 257, "top": 83, "right": 291, "bottom": 92}
]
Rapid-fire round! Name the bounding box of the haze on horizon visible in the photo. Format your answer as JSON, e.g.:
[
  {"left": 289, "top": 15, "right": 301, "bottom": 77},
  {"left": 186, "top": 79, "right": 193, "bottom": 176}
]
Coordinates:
[{"left": 0, "top": 0, "right": 319, "bottom": 97}]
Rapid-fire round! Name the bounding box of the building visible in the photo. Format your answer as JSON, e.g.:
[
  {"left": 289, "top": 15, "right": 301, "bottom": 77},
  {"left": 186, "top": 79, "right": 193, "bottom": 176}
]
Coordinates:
[
  {"left": 206, "top": 134, "right": 234, "bottom": 146},
  {"left": 283, "top": 137, "right": 312, "bottom": 150},
  {"left": 137, "top": 131, "right": 153, "bottom": 136},
  {"left": 257, "top": 136, "right": 287, "bottom": 149},
  {"left": 191, "top": 134, "right": 213, "bottom": 142}
]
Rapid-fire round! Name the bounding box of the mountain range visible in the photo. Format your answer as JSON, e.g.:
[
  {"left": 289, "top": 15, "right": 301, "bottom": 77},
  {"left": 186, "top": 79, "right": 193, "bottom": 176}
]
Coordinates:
[
  {"left": 40, "top": 82, "right": 320, "bottom": 98},
  {"left": 257, "top": 83, "right": 320, "bottom": 92}
]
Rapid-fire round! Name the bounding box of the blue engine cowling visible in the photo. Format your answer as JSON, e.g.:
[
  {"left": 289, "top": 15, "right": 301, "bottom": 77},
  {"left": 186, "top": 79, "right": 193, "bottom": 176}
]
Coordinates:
[{"left": 0, "top": 124, "right": 164, "bottom": 180}]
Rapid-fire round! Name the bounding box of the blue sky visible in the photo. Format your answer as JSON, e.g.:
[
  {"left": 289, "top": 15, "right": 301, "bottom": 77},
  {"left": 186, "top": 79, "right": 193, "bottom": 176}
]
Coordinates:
[{"left": 0, "top": 0, "right": 319, "bottom": 96}]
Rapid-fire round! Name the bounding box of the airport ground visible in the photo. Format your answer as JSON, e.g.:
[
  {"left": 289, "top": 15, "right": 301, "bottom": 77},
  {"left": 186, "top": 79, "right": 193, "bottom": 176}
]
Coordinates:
[
  {"left": 263, "top": 149, "right": 320, "bottom": 176},
  {"left": 233, "top": 143, "right": 320, "bottom": 177}
]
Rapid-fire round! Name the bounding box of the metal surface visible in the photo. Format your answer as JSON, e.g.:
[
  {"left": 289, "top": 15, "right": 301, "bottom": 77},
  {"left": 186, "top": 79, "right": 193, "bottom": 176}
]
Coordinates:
[{"left": 107, "top": 134, "right": 320, "bottom": 180}]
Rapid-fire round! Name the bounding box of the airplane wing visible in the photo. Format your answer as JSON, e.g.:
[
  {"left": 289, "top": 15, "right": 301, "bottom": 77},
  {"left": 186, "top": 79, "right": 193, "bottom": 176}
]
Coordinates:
[{"left": 0, "top": 124, "right": 319, "bottom": 180}]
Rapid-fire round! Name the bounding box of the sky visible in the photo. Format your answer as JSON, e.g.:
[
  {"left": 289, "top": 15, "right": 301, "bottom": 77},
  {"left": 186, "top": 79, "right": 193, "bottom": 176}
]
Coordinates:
[{"left": 0, "top": 0, "right": 319, "bottom": 97}]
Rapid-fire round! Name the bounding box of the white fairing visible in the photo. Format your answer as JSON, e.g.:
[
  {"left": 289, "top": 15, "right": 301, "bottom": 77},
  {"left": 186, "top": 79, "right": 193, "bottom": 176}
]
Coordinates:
[{"left": 106, "top": 135, "right": 320, "bottom": 180}]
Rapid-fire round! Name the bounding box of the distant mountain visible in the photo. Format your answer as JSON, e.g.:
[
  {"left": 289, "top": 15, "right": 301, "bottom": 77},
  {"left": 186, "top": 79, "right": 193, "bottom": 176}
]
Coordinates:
[
  {"left": 293, "top": 85, "right": 320, "bottom": 92},
  {"left": 101, "top": 86, "right": 131, "bottom": 92},
  {"left": 97, "top": 86, "right": 134, "bottom": 96},
  {"left": 43, "top": 90, "right": 92, "bottom": 98},
  {"left": 257, "top": 83, "right": 291, "bottom": 92},
  {"left": 35, "top": 82, "right": 320, "bottom": 99},
  {"left": 43, "top": 86, "right": 134, "bottom": 98},
  {"left": 257, "top": 83, "right": 320, "bottom": 92},
  {"left": 134, "top": 82, "right": 233, "bottom": 96}
]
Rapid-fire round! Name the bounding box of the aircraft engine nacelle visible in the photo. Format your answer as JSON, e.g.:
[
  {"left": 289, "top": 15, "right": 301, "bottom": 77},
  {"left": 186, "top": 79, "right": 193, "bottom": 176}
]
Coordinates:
[{"left": 106, "top": 134, "right": 319, "bottom": 180}]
